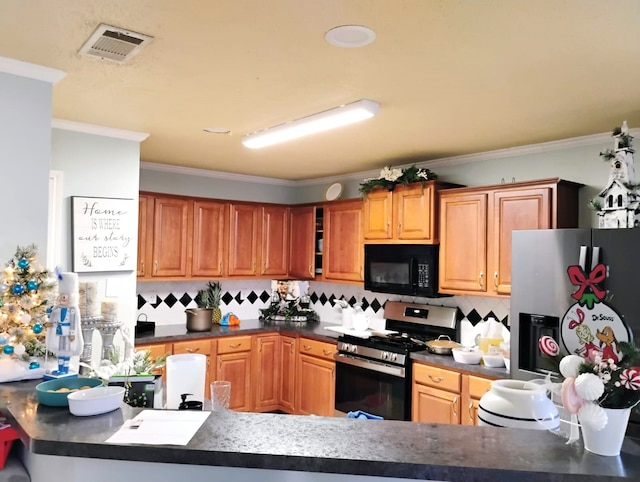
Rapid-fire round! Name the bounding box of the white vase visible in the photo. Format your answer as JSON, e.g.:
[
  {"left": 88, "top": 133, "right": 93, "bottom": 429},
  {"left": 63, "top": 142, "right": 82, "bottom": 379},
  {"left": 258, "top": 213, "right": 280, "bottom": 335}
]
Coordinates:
[
  {"left": 582, "top": 407, "right": 630, "bottom": 456},
  {"left": 478, "top": 379, "right": 560, "bottom": 430}
]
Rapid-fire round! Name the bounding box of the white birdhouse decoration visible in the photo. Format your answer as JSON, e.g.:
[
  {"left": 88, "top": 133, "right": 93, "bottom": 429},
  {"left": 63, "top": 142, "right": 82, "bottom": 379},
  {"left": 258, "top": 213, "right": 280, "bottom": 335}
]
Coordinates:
[{"left": 590, "top": 121, "right": 640, "bottom": 228}]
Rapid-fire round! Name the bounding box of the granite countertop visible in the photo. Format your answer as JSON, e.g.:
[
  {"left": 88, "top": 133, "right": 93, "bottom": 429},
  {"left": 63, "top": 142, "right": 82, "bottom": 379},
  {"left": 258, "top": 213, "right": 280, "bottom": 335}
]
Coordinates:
[
  {"left": 135, "top": 320, "right": 508, "bottom": 378},
  {"left": 2, "top": 380, "right": 639, "bottom": 481}
]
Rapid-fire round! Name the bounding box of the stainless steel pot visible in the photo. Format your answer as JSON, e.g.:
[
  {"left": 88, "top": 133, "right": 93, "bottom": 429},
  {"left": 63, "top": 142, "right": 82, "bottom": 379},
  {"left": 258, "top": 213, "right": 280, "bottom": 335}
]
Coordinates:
[
  {"left": 425, "top": 335, "right": 461, "bottom": 355},
  {"left": 185, "top": 308, "right": 213, "bottom": 332}
]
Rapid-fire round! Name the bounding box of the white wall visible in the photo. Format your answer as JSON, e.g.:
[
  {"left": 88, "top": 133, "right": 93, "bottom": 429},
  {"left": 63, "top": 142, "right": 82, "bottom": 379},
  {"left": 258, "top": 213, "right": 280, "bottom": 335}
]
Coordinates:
[
  {"left": 51, "top": 126, "right": 144, "bottom": 363},
  {"left": 0, "top": 71, "right": 54, "bottom": 262}
]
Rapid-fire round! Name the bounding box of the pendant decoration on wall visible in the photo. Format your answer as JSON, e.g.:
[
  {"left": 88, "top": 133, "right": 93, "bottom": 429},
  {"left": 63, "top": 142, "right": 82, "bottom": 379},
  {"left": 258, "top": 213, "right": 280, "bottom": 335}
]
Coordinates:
[{"left": 560, "top": 262, "right": 631, "bottom": 364}]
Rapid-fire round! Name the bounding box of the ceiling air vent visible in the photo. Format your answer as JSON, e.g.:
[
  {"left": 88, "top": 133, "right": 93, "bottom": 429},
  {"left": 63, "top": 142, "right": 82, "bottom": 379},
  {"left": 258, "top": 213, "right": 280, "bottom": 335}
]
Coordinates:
[{"left": 79, "top": 24, "right": 153, "bottom": 64}]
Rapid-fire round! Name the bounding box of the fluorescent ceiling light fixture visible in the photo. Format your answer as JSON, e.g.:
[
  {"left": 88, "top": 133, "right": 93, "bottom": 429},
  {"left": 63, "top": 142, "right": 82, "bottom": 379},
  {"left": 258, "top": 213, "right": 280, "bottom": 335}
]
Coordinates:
[{"left": 242, "top": 99, "right": 380, "bottom": 149}]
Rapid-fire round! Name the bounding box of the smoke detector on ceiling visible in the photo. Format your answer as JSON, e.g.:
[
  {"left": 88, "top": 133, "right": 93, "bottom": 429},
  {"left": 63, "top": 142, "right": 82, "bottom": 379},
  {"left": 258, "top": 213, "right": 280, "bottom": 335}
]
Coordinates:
[{"left": 79, "top": 24, "right": 153, "bottom": 64}]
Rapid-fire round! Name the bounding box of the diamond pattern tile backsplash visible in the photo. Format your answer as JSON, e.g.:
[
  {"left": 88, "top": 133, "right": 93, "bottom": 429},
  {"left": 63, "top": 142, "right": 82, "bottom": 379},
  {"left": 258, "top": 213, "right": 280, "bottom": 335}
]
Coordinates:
[{"left": 137, "top": 280, "right": 511, "bottom": 346}]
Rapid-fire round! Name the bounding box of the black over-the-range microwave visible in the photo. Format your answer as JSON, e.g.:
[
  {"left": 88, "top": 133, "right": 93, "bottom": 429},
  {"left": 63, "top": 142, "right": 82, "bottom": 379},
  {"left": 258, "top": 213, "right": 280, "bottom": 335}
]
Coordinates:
[{"left": 363, "top": 244, "right": 443, "bottom": 297}]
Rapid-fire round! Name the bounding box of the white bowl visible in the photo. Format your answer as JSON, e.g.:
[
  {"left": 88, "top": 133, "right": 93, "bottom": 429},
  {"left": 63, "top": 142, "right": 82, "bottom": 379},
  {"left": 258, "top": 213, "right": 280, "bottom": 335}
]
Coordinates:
[
  {"left": 451, "top": 347, "right": 483, "bottom": 365},
  {"left": 68, "top": 386, "right": 125, "bottom": 416},
  {"left": 482, "top": 353, "right": 505, "bottom": 368}
]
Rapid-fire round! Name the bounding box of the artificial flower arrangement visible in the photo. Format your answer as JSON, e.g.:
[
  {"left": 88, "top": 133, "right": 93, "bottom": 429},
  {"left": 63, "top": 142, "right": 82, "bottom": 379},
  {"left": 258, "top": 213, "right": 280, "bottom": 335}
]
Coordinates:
[
  {"left": 358, "top": 164, "right": 437, "bottom": 196},
  {"left": 539, "top": 335, "right": 640, "bottom": 432}
]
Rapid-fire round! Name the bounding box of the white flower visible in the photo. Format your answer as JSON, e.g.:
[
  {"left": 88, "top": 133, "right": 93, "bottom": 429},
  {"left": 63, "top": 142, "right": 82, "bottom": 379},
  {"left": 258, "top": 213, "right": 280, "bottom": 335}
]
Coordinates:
[
  {"left": 600, "top": 372, "right": 611, "bottom": 383},
  {"left": 380, "top": 166, "right": 403, "bottom": 182}
]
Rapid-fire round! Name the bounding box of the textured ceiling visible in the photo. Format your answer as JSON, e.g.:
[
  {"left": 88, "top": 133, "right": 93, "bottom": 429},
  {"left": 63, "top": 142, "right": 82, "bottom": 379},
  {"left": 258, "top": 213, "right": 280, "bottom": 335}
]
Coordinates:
[{"left": 1, "top": 0, "right": 640, "bottom": 181}]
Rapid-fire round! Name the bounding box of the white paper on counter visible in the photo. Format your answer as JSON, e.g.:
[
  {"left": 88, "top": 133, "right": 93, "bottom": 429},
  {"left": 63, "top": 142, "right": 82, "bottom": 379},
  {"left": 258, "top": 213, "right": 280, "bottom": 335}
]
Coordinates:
[{"left": 106, "top": 409, "right": 210, "bottom": 446}]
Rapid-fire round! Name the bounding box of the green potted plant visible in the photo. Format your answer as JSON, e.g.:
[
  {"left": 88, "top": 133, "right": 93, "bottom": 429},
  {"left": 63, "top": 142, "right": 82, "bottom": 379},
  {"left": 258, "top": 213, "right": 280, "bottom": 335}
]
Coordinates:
[{"left": 186, "top": 281, "right": 222, "bottom": 331}]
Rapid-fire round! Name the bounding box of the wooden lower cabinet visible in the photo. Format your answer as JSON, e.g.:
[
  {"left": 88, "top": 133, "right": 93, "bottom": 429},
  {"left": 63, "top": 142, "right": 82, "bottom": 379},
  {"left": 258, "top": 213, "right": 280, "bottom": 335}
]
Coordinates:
[
  {"left": 461, "top": 374, "right": 494, "bottom": 426},
  {"left": 252, "top": 334, "right": 281, "bottom": 412},
  {"left": 279, "top": 335, "right": 297, "bottom": 413},
  {"left": 215, "top": 335, "right": 253, "bottom": 411},
  {"left": 412, "top": 361, "right": 496, "bottom": 427},
  {"left": 297, "top": 338, "right": 336, "bottom": 416}
]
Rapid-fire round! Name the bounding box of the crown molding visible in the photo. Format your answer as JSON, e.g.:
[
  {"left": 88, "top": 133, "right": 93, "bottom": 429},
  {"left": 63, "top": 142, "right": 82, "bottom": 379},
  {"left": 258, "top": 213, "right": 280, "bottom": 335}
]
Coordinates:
[
  {"left": 52, "top": 119, "right": 149, "bottom": 142},
  {"left": 140, "top": 162, "right": 296, "bottom": 187},
  {"left": 141, "top": 128, "right": 640, "bottom": 188},
  {"left": 0, "top": 56, "right": 66, "bottom": 84}
]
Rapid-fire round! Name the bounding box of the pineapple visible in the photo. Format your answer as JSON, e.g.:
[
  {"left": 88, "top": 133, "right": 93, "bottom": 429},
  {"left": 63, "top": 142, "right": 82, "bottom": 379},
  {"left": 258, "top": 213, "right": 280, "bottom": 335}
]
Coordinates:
[
  {"left": 195, "top": 281, "right": 222, "bottom": 323},
  {"left": 209, "top": 281, "right": 222, "bottom": 324}
]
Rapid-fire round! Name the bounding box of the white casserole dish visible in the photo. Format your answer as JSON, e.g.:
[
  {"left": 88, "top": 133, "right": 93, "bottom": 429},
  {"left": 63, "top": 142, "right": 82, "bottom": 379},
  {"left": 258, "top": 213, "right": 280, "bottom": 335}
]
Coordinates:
[
  {"left": 451, "top": 347, "right": 483, "bottom": 365},
  {"left": 67, "top": 385, "right": 125, "bottom": 416}
]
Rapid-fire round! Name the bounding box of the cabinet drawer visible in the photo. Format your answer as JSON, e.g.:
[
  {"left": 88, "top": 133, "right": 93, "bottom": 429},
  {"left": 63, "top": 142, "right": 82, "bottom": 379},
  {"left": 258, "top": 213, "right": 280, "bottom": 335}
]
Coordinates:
[
  {"left": 217, "top": 335, "right": 252, "bottom": 354},
  {"left": 413, "top": 363, "right": 460, "bottom": 393},
  {"left": 172, "top": 339, "right": 212, "bottom": 356},
  {"left": 468, "top": 375, "right": 493, "bottom": 400},
  {"left": 299, "top": 338, "right": 336, "bottom": 361}
]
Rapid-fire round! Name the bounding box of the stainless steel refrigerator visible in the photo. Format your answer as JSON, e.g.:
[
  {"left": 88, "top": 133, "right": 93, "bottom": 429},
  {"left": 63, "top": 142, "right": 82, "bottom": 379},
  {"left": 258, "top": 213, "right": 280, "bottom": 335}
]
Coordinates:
[{"left": 511, "top": 228, "right": 640, "bottom": 438}]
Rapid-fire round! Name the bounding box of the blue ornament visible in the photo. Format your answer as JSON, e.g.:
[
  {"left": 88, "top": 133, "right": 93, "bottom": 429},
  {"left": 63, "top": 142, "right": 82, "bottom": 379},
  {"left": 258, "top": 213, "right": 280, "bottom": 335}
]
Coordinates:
[
  {"left": 32, "top": 323, "right": 43, "bottom": 334},
  {"left": 27, "top": 280, "right": 38, "bottom": 291},
  {"left": 0, "top": 335, "right": 7, "bottom": 346},
  {"left": 29, "top": 361, "right": 40, "bottom": 369},
  {"left": 17, "top": 258, "right": 29, "bottom": 269},
  {"left": 3, "top": 345, "right": 14, "bottom": 355},
  {"left": 12, "top": 284, "right": 24, "bottom": 295}
]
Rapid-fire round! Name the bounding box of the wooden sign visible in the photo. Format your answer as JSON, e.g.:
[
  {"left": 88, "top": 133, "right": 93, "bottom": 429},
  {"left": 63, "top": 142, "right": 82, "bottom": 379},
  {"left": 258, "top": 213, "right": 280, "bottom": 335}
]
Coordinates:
[{"left": 71, "top": 196, "right": 136, "bottom": 272}]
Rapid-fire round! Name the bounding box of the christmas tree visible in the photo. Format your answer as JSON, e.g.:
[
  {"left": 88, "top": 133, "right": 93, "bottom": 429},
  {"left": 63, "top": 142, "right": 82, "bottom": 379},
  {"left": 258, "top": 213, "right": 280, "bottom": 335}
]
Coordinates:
[{"left": 0, "top": 245, "right": 55, "bottom": 361}]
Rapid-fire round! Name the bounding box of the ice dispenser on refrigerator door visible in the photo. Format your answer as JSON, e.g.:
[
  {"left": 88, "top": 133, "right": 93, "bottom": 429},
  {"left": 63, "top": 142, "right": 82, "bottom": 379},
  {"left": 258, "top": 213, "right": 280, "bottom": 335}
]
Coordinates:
[{"left": 511, "top": 228, "right": 640, "bottom": 438}]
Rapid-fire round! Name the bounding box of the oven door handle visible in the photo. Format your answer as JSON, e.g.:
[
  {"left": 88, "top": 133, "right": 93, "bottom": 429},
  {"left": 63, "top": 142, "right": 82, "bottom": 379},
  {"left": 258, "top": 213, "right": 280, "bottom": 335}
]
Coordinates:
[{"left": 334, "top": 353, "right": 405, "bottom": 378}]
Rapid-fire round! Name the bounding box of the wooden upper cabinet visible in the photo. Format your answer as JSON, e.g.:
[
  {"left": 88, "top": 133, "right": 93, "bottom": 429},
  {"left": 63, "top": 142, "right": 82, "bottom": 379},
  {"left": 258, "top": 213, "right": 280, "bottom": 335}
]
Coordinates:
[
  {"left": 151, "top": 196, "right": 190, "bottom": 277},
  {"left": 192, "top": 200, "right": 227, "bottom": 277},
  {"left": 491, "top": 187, "right": 551, "bottom": 295},
  {"left": 439, "top": 178, "right": 582, "bottom": 297},
  {"left": 260, "top": 205, "right": 289, "bottom": 277},
  {"left": 439, "top": 192, "right": 488, "bottom": 294},
  {"left": 137, "top": 195, "right": 150, "bottom": 277},
  {"left": 288, "top": 206, "right": 316, "bottom": 279},
  {"left": 324, "top": 200, "right": 364, "bottom": 282},
  {"left": 363, "top": 189, "right": 393, "bottom": 240},
  {"left": 228, "top": 203, "right": 260, "bottom": 276},
  {"left": 364, "top": 181, "right": 459, "bottom": 244}
]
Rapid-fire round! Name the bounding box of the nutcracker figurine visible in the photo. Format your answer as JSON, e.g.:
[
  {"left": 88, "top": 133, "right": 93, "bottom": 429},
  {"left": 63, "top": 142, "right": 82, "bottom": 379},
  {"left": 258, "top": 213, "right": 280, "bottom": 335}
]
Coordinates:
[{"left": 45, "top": 272, "right": 83, "bottom": 379}]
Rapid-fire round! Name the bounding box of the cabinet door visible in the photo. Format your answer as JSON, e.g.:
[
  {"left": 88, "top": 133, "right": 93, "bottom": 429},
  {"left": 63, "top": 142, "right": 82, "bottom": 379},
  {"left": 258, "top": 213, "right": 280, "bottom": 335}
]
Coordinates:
[
  {"left": 324, "top": 200, "right": 364, "bottom": 282},
  {"left": 192, "top": 200, "right": 227, "bottom": 277},
  {"left": 412, "top": 384, "right": 461, "bottom": 424},
  {"left": 461, "top": 374, "right": 493, "bottom": 426},
  {"left": 252, "top": 335, "right": 281, "bottom": 412},
  {"left": 363, "top": 190, "right": 393, "bottom": 240},
  {"left": 151, "top": 197, "right": 190, "bottom": 277},
  {"left": 394, "top": 183, "right": 435, "bottom": 241},
  {"left": 137, "top": 195, "right": 150, "bottom": 277},
  {"left": 490, "top": 188, "right": 551, "bottom": 295},
  {"left": 279, "top": 335, "right": 297, "bottom": 413},
  {"left": 288, "top": 206, "right": 316, "bottom": 279},
  {"left": 228, "top": 203, "right": 259, "bottom": 276},
  {"left": 261, "top": 205, "right": 289, "bottom": 277},
  {"left": 216, "top": 351, "right": 252, "bottom": 411},
  {"left": 439, "top": 193, "right": 487, "bottom": 293},
  {"left": 297, "top": 354, "right": 335, "bottom": 416}
]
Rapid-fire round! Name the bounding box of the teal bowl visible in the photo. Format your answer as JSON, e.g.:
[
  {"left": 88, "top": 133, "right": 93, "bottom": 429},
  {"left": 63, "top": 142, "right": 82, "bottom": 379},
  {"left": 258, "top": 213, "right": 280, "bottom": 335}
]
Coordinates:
[{"left": 36, "top": 377, "right": 104, "bottom": 407}]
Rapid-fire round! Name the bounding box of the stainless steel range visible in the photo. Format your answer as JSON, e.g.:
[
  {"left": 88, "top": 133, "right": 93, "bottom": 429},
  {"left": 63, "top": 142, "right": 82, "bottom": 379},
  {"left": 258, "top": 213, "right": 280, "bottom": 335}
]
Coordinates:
[{"left": 334, "top": 301, "right": 459, "bottom": 420}]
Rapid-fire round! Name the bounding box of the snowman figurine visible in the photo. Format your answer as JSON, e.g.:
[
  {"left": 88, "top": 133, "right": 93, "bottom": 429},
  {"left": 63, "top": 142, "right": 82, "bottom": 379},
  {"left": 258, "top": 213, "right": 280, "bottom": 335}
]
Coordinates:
[{"left": 45, "top": 272, "right": 83, "bottom": 379}]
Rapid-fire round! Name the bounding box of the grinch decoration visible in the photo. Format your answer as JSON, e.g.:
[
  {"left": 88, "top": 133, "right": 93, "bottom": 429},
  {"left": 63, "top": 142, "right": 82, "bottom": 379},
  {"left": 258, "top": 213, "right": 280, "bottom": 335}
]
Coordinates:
[
  {"left": 590, "top": 121, "right": 640, "bottom": 228},
  {"left": 0, "top": 245, "right": 55, "bottom": 382}
]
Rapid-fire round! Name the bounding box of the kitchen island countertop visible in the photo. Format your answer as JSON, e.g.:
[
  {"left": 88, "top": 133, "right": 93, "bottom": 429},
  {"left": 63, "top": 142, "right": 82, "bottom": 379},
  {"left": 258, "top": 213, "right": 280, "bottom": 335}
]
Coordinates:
[{"left": 2, "top": 379, "right": 639, "bottom": 481}]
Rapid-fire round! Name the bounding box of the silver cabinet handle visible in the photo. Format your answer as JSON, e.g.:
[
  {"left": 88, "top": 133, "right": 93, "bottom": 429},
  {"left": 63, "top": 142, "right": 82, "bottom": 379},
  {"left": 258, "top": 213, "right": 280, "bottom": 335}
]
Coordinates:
[
  {"left": 478, "top": 271, "right": 484, "bottom": 288},
  {"left": 493, "top": 271, "right": 499, "bottom": 289}
]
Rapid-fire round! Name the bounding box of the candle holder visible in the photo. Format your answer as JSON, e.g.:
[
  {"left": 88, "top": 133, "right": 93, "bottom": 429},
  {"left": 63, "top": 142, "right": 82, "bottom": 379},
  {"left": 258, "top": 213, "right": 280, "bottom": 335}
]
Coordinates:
[
  {"left": 96, "top": 320, "right": 123, "bottom": 363},
  {"left": 79, "top": 315, "right": 102, "bottom": 375}
]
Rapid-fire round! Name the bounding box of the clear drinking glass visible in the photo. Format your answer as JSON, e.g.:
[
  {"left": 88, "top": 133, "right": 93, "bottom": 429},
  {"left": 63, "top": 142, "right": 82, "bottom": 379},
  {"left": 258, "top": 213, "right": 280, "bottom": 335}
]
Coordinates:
[{"left": 210, "top": 380, "right": 231, "bottom": 411}]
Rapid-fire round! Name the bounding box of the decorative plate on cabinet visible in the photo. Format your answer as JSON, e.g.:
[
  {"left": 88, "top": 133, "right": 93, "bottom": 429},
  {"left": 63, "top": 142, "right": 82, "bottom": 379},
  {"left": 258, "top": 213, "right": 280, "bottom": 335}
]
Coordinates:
[{"left": 325, "top": 182, "right": 343, "bottom": 201}]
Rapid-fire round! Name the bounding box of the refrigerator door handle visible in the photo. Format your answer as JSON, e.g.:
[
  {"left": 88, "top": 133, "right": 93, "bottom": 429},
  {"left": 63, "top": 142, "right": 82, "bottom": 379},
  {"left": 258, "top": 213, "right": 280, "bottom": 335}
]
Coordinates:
[
  {"left": 579, "top": 245, "right": 588, "bottom": 271},
  {"left": 591, "top": 246, "right": 601, "bottom": 270}
]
